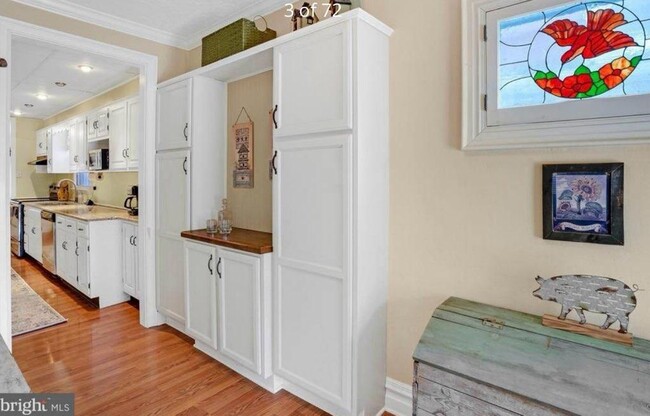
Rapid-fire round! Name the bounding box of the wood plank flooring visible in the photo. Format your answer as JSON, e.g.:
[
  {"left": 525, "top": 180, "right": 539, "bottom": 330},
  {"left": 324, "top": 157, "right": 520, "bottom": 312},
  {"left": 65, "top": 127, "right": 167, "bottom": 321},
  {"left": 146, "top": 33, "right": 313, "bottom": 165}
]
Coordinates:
[{"left": 10, "top": 256, "right": 384, "bottom": 416}]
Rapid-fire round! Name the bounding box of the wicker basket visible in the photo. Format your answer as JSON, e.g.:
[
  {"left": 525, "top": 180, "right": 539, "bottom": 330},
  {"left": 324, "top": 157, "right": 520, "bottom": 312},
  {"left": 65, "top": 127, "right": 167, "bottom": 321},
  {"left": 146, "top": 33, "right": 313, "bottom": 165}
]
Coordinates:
[{"left": 202, "top": 17, "right": 276, "bottom": 66}]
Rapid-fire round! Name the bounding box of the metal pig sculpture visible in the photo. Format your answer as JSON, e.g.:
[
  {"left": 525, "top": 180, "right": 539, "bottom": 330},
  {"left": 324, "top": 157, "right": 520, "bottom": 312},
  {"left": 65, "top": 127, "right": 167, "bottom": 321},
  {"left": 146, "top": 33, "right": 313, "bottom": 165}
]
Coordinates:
[{"left": 533, "top": 275, "right": 638, "bottom": 334}]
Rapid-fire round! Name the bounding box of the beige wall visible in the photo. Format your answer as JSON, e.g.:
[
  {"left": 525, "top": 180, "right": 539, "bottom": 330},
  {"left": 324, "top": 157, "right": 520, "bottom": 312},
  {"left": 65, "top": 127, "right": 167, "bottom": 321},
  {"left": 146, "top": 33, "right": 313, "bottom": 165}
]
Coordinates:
[
  {"left": 227, "top": 71, "right": 273, "bottom": 233},
  {"left": 0, "top": 0, "right": 189, "bottom": 82},
  {"left": 189, "top": 1, "right": 650, "bottom": 385}
]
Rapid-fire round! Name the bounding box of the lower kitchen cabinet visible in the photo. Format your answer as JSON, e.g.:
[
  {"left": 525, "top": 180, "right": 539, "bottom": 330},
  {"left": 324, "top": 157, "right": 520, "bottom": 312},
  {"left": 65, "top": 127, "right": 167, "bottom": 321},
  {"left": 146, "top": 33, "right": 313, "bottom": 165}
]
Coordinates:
[
  {"left": 55, "top": 215, "right": 129, "bottom": 307},
  {"left": 122, "top": 222, "right": 139, "bottom": 299},
  {"left": 24, "top": 208, "right": 42, "bottom": 263},
  {"left": 183, "top": 240, "right": 273, "bottom": 387}
]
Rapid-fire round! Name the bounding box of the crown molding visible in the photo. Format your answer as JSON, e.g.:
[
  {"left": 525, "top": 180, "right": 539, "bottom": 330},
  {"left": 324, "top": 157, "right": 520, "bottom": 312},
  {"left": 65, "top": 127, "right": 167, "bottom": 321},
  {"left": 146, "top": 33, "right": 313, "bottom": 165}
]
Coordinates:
[{"left": 11, "top": 0, "right": 292, "bottom": 51}]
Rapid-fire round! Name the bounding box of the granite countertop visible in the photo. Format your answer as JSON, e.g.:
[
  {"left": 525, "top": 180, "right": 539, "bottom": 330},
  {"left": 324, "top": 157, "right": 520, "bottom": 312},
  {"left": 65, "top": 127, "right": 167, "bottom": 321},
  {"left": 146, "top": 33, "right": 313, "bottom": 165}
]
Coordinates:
[
  {"left": 0, "top": 339, "right": 30, "bottom": 393},
  {"left": 23, "top": 202, "right": 138, "bottom": 223},
  {"left": 181, "top": 228, "right": 273, "bottom": 255}
]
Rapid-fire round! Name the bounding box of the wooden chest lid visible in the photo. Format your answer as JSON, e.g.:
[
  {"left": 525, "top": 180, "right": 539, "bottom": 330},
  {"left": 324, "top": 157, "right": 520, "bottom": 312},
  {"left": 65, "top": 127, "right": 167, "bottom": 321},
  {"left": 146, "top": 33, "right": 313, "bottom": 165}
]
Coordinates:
[{"left": 413, "top": 297, "right": 650, "bottom": 416}]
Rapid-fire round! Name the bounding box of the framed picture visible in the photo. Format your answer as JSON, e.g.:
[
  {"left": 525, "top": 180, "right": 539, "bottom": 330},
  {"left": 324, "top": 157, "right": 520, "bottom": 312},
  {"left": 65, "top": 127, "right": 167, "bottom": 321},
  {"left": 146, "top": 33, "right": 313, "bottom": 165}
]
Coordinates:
[{"left": 543, "top": 163, "right": 624, "bottom": 245}]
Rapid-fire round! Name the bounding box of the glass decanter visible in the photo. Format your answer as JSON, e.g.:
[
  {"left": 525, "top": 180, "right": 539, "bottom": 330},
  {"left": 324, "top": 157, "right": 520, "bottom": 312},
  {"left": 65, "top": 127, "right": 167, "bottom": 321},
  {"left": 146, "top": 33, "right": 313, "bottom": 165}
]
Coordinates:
[{"left": 218, "top": 199, "right": 233, "bottom": 235}]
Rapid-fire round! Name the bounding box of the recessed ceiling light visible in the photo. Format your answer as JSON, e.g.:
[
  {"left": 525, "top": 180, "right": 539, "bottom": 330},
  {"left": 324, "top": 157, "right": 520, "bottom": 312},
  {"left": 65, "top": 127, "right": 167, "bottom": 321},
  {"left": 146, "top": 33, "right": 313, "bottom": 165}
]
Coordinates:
[
  {"left": 78, "top": 65, "right": 93, "bottom": 73},
  {"left": 24, "top": 104, "right": 34, "bottom": 108},
  {"left": 12, "top": 109, "right": 22, "bottom": 116},
  {"left": 55, "top": 82, "right": 67, "bottom": 87},
  {"left": 36, "top": 93, "right": 48, "bottom": 101}
]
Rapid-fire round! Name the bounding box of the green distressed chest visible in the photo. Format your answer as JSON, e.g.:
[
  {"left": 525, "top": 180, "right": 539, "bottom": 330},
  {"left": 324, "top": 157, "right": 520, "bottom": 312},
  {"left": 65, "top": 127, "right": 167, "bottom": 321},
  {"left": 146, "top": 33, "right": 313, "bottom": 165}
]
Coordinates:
[{"left": 412, "top": 297, "right": 650, "bottom": 416}]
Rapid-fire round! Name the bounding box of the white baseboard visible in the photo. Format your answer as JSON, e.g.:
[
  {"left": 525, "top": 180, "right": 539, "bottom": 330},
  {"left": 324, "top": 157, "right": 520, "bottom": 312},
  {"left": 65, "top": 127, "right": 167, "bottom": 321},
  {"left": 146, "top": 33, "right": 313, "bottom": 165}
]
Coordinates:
[{"left": 383, "top": 377, "right": 413, "bottom": 416}]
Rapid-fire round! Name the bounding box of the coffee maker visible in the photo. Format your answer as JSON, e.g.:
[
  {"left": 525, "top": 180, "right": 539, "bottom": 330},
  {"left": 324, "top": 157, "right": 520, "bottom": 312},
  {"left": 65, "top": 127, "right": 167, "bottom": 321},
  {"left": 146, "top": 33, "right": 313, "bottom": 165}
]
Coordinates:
[{"left": 124, "top": 186, "right": 139, "bottom": 216}]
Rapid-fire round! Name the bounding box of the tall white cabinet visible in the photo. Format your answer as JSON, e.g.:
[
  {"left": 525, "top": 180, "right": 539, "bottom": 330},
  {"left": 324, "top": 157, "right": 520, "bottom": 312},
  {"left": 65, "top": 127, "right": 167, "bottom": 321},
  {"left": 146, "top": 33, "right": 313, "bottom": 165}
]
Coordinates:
[
  {"left": 156, "top": 76, "right": 226, "bottom": 328},
  {"left": 272, "top": 15, "right": 391, "bottom": 416}
]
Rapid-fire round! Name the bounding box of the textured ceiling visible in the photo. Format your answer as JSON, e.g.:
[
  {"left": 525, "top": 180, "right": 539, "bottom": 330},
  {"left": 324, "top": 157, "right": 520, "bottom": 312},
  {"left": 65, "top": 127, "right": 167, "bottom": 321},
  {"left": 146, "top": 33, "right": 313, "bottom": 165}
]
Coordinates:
[
  {"left": 11, "top": 36, "right": 139, "bottom": 119},
  {"left": 12, "top": 0, "right": 289, "bottom": 49}
]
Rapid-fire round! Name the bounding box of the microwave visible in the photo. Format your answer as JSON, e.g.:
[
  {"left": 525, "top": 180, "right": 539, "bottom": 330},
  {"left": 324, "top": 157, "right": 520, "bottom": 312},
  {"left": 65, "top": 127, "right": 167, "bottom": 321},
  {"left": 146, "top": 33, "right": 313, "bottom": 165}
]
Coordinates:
[{"left": 89, "top": 149, "right": 109, "bottom": 170}]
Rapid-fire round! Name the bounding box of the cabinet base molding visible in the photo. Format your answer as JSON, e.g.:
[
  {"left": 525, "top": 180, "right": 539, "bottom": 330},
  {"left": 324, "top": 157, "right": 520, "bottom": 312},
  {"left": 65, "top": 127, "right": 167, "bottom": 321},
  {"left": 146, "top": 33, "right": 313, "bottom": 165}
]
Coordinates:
[
  {"left": 164, "top": 316, "right": 186, "bottom": 334},
  {"left": 383, "top": 377, "right": 413, "bottom": 416},
  {"left": 193, "top": 341, "right": 282, "bottom": 394}
]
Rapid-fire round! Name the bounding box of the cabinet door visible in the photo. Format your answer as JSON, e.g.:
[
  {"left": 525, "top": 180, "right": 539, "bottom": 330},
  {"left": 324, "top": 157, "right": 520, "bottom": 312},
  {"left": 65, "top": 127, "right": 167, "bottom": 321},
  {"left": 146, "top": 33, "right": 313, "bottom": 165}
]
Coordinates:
[
  {"left": 156, "top": 150, "right": 191, "bottom": 322},
  {"left": 157, "top": 79, "right": 191, "bottom": 151},
  {"left": 122, "top": 222, "right": 137, "bottom": 298},
  {"left": 273, "top": 134, "right": 352, "bottom": 407},
  {"left": 55, "top": 221, "right": 66, "bottom": 279},
  {"left": 217, "top": 248, "right": 262, "bottom": 374},
  {"left": 36, "top": 129, "right": 47, "bottom": 157},
  {"left": 24, "top": 214, "right": 32, "bottom": 257},
  {"left": 25, "top": 209, "right": 42, "bottom": 263},
  {"left": 184, "top": 241, "right": 217, "bottom": 348},
  {"left": 96, "top": 108, "right": 110, "bottom": 139},
  {"left": 126, "top": 98, "right": 140, "bottom": 170},
  {"left": 49, "top": 128, "right": 71, "bottom": 174},
  {"left": 273, "top": 22, "right": 352, "bottom": 137},
  {"left": 69, "top": 118, "right": 87, "bottom": 172},
  {"left": 86, "top": 114, "right": 97, "bottom": 140},
  {"left": 77, "top": 235, "right": 90, "bottom": 296},
  {"left": 109, "top": 102, "right": 128, "bottom": 171}
]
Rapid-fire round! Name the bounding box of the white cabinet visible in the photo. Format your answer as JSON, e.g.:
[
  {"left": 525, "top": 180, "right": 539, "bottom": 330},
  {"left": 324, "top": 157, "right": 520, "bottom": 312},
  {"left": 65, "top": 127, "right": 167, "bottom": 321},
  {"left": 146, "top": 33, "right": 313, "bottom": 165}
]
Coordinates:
[
  {"left": 69, "top": 117, "right": 87, "bottom": 172},
  {"left": 36, "top": 129, "right": 47, "bottom": 157},
  {"left": 156, "top": 150, "right": 190, "bottom": 323},
  {"left": 109, "top": 98, "right": 139, "bottom": 171},
  {"left": 183, "top": 240, "right": 272, "bottom": 382},
  {"left": 121, "top": 221, "right": 139, "bottom": 299},
  {"left": 156, "top": 75, "right": 226, "bottom": 327},
  {"left": 55, "top": 216, "right": 129, "bottom": 307},
  {"left": 273, "top": 22, "right": 352, "bottom": 138},
  {"left": 273, "top": 14, "right": 391, "bottom": 416},
  {"left": 24, "top": 208, "right": 42, "bottom": 263},
  {"left": 157, "top": 79, "right": 191, "bottom": 151},
  {"left": 126, "top": 98, "right": 140, "bottom": 169},
  {"left": 217, "top": 248, "right": 264, "bottom": 375},
  {"left": 108, "top": 101, "right": 128, "bottom": 170},
  {"left": 184, "top": 241, "right": 217, "bottom": 348},
  {"left": 87, "top": 107, "right": 109, "bottom": 141},
  {"left": 47, "top": 126, "right": 70, "bottom": 174}
]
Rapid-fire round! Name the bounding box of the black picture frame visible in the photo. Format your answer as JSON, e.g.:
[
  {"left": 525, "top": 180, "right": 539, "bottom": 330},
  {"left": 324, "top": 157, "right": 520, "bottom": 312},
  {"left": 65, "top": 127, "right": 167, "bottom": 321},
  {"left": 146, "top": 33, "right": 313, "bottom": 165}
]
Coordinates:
[{"left": 543, "top": 163, "right": 624, "bottom": 246}]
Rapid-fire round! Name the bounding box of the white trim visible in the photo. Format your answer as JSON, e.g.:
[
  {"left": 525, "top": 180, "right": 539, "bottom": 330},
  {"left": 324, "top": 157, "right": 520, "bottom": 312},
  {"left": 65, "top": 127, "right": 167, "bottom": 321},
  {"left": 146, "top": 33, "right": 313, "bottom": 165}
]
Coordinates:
[
  {"left": 0, "top": 14, "right": 163, "bottom": 349},
  {"left": 11, "top": 0, "right": 291, "bottom": 50},
  {"left": 461, "top": 0, "right": 650, "bottom": 150},
  {"left": 383, "top": 377, "right": 413, "bottom": 416}
]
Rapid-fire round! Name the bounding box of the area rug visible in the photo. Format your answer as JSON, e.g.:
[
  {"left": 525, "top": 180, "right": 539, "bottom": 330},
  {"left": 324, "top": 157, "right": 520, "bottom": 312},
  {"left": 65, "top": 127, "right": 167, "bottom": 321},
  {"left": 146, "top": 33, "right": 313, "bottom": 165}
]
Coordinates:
[{"left": 11, "top": 269, "right": 67, "bottom": 336}]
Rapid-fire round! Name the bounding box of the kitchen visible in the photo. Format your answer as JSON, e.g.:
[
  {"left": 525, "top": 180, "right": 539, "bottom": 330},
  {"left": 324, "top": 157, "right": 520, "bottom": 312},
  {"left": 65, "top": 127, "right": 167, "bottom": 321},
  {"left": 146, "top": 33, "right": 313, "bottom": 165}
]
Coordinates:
[{"left": 9, "top": 35, "right": 143, "bottom": 329}]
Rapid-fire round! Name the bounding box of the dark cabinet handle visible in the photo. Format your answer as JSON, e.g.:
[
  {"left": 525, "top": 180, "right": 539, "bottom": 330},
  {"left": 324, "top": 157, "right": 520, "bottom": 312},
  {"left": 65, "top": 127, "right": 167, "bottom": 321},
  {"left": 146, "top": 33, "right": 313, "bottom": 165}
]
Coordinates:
[
  {"left": 133, "top": 236, "right": 137, "bottom": 247},
  {"left": 125, "top": 148, "right": 130, "bottom": 158},
  {"left": 183, "top": 123, "right": 189, "bottom": 140},
  {"left": 208, "top": 254, "right": 214, "bottom": 275},
  {"left": 183, "top": 157, "right": 188, "bottom": 175},
  {"left": 62, "top": 241, "right": 68, "bottom": 250},
  {"left": 129, "top": 236, "right": 134, "bottom": 246},
  {"left": 31, "top": 227, "right": 36, "bottom": 234},
  {"left": 216, "top": 257, "right": 222, "bottom": 279},
  {"left": 74, "top": 155, "right": 79, "bottom": 162},
  {"left": 271, "top": 151, "right": 278, "bottom": 175},
  {"left": 39, "top": 142, "right": 43, "bottom": 148},
  {"left": 272, "top": 105, "right": 278, "bottom": 129},
  {"left": 122, "top": 149, "right": 126, "bottom": 158},
  {"left": 75, "top": 243, "right": 79, "bottom": 257}
]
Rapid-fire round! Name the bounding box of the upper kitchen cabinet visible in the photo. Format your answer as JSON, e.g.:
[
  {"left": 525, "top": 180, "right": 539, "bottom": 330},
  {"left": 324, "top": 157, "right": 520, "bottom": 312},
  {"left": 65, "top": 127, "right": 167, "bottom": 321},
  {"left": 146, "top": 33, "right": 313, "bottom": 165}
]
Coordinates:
[
  {"left": 273, "top": 22, "right": 352, "bottom": 138},
  {"left": 126, "top": 98, "right": 140, "bottom": 169},
  {"left": 157, "top": 78, "right": 192, "bottom": 151},
  {"left": 35, "top": 128, "right": 47, "bottom": 157},
  {"left": 69, "top": 117, "right": 87, "bottom": 172},
  {"left": 47, "top": 125, "right": 70, "bottom": 174},
  {"left": 87, "top": 107, "right": 110, "bottom": 142},
  {"left": 108, "top": 101, "right": 128, "bottom": 170}
]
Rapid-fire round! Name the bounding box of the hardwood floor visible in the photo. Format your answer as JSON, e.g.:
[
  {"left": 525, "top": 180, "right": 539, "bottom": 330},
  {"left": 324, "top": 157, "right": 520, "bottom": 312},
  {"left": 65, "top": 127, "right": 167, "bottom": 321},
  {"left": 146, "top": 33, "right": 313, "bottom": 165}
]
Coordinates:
[{"left": 11, "top": 256, "right": 377, "bottom": 416}]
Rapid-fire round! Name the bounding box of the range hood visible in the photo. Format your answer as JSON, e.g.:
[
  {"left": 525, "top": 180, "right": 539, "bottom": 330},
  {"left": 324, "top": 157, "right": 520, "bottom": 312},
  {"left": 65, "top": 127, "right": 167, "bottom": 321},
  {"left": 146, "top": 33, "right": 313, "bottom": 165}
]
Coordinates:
[{"left": 27, "top": 156, "right": 48, "bottom": 166}]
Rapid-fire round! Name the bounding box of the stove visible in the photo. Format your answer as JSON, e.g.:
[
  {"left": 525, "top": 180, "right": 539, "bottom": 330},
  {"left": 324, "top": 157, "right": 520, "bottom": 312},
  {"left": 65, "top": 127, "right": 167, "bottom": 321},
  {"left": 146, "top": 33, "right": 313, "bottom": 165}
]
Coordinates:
[{"left": 10, "top": 197, "right": 51, "bottom": 258}]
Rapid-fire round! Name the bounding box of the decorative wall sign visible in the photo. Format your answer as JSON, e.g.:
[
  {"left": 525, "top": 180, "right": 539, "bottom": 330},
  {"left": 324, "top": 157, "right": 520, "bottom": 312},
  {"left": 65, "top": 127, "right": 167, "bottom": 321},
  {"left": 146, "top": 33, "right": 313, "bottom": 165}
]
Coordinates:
[
  {"left": 233, "top": 107, "right": 254, "bottom": 189},
  {"left": 533, "top": 274, "right": 639, "bottom": 335},
  {"left": 543, "top": 163, "right": 624, "bottom": 245}
]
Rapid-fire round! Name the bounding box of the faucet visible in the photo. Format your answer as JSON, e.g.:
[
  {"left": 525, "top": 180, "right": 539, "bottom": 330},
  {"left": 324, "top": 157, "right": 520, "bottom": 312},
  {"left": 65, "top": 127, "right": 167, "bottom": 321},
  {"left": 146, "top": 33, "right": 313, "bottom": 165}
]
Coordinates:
[{"left": 56, "top": 179, "right": 77, "bottom": 202}]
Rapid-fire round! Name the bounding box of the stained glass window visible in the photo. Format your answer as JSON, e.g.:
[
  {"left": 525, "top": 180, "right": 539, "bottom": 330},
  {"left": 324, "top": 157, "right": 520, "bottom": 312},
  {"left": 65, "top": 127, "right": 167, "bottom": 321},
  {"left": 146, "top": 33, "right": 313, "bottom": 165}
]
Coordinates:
[{"left": 499, "top": 0, "right": 650, "bottom": 109}]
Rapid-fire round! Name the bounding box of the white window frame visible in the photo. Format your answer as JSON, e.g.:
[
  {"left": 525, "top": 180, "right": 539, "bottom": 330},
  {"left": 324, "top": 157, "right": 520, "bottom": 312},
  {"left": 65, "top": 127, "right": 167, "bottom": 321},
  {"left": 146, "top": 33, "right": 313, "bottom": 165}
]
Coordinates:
[{"left": 462, "top": 0, "right": 650, "bottom": 150}]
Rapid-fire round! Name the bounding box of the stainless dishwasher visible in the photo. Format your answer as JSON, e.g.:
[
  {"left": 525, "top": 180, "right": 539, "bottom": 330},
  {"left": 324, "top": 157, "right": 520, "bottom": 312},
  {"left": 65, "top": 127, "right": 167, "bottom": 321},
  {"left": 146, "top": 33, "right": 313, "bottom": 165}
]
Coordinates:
[{"left": 41, "top": 211, "right": 57, "bottom": 274}]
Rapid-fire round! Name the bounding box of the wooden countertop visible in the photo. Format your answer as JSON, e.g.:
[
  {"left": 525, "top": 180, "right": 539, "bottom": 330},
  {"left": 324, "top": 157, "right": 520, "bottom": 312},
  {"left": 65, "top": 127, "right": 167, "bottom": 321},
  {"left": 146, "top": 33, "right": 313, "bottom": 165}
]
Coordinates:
[{"left": 181, "top": 228, "right": 273, "bottom": 255}]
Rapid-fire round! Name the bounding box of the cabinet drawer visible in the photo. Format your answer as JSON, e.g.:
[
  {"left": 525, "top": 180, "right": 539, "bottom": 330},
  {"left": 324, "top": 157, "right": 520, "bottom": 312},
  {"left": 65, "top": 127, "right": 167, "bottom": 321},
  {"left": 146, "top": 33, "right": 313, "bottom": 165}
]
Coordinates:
[
  {"left": 416, "top": 378, "right": 519, "bottom": 416},
  {"left": 76, "top": 221, "right": 89, "bottom": 238},
  {"left": 62, "top": 217, "right": 75, "bottom": 231}
]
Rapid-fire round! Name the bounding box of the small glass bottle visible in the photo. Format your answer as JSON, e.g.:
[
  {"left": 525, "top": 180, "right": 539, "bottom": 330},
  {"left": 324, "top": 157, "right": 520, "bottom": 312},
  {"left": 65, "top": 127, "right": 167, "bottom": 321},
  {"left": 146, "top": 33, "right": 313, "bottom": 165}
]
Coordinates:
[{"left": 218, "top": 199, "right": 233, "bottom": 236}]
